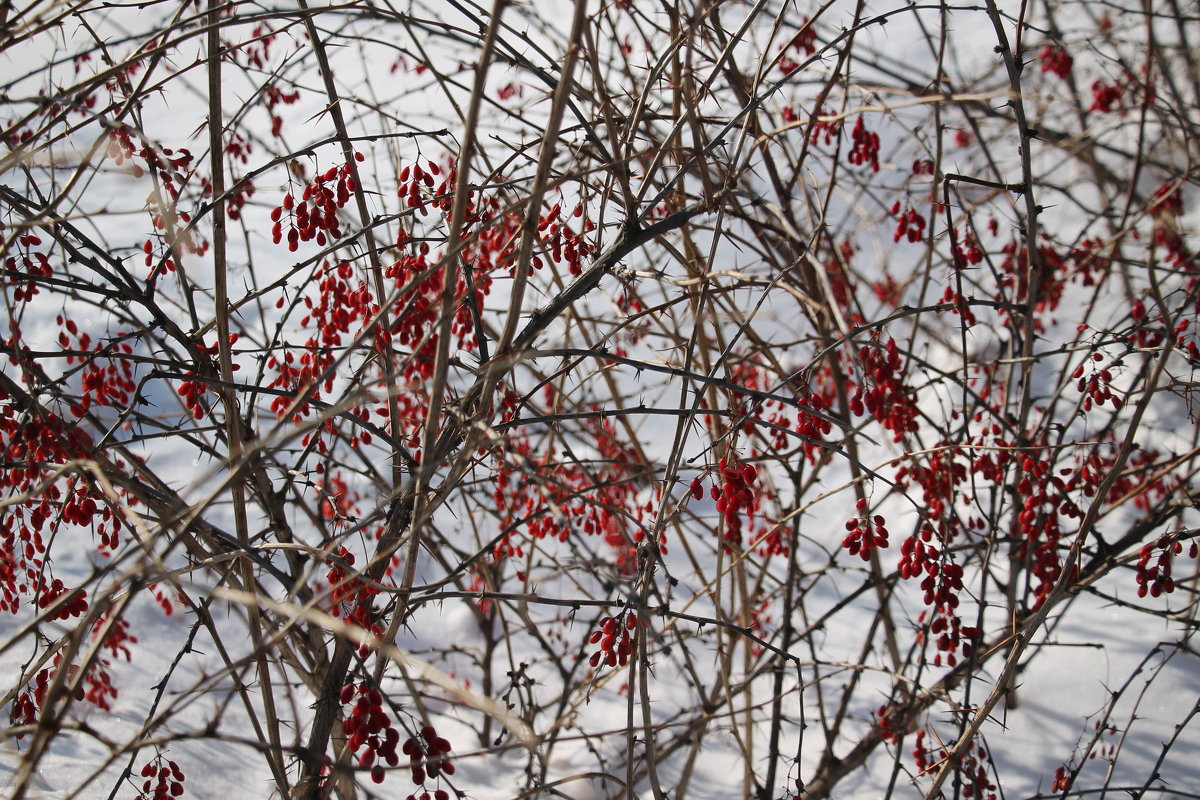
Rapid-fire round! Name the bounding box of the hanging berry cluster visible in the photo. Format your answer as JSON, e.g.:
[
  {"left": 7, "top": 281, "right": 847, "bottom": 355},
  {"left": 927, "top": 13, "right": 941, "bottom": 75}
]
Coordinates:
[
  {"left": 914, "top": 729, "right": 999, "bottom": 795},
  {"left": 384, "top": 169, "right": 506, "bottom": 376},
  {"left": 135, "top": 753, "right": 187, "bottom": 800},
  {"left": 847, "top": 116, "right": 880, "bottom": 172},
  {"left": 586, "top": 610, "right": 639, "bottom": 669},
  {"left": 1135, "top": 531, "right": 1197, "bottom": 598},
  {"left": 848, "top": 337, "right": 919, "bottom": 442},
  {"left": 326, "top": 548, "right": 382, "bottom": 656},
  {"left": 0, "top": 401, "right": 120, "bottom": 611},
  {"left": 491, "top": 414, "right": 660, "bottom": 574},
  {"left": 270, "top": 153, "right": 364, "bottom": 251},
  {"left": 997, "top": 238, "right": 1074, "bottom": 326},
  {"left": 916, "top": 596, "right": 980, "bottom": 668},
  {"left": 36, "top": 577, "right": 88, "bottom": 620},
  {"left": 267, "top": 260, "right": 387, "bottom": 427},
  {"left": 941, "top": 286, "right": 979, "bottom": 326},
  {"left": 8, "top": 651, "right": 119, "bottom": 733},
  {"left": 952, "top": 229, "right": 984, "bottom": 269},
  {"left": 723, "top": 357, "right": 828, "bottom": 465},
  {"left": 955, "top": 742, "right": 998, "bottom": 800},
  {"left": 911, "top": 729, "right": 944, "bottom": 775},
  {"left": 841, "top": 499, "right": 888, "bottom": 561},
  {"left": 794, "top": 393, "right": 834, "bottom": 463},
  {"left": 891, "top": 202, "right": 927, "bottom": 243},
  {"left": 1072, "top": 352, "right": 1123, "bottom": 412},
  {"left": 1039, "top": 45, "right": 1074, "bottom": 80},
  {"left": 135, "top": 146, "right": 210, "bottom": 263},
  {"left": 4, "top": 229, "right": 53, "bottom": 301},
  {"left": 175, "top": 375, "right": 208, "bottom": 420},
  {"left": 402, "top": 726, "right": 456, "bottom": 788},
  {"left": 776, "top": 18, "right": 817, "bottom": 75},
  {"left": 1010, "top": 445, "right": 1076, "bottom": 608},
  {"left": 712, "top": 456, "right": 759, "bottom": 552},
  {"left": 1149, "top": 181, "right": 1191, "bottom": 268},
  {"left": 820, "top": 240, "right": 859, "bottom": 323},
  {"left": 143, "top": 146, "right": 195, "bottom": 203},
  {"left": 537, "top": 201, "right": 595, "bottom": 276},
  {"left": 893, "top": 445, "right": 985, "bottom": 667},
  {"left": 316, "top": 473, "right": 360, "bottom": 524},
  {"left": 9, "top": 665, "right": 55, "bottom": 736},
  {"left": 395, "top": 160, "right": 445, "bottom": 216},
  {"left": 56, "top": 314, "right": 137, "bottom": 419},
  {"left": 386, "top": 241, "right": 460, "bottom": 382},
  {"left": 1089, "top": 80, "right": 1125, "bottom": 114},
  {"left": 177, "top": 335, "right": 237, "bottom": 420},
  {"left": 105, "top": 124, "right": 140, "bottom": 173},
  {"left": 911, "top": 158, "right": 935, "bottom": 176},
  {"left": 875, "top": 705, "right": 913, "bottom": 745},
  {"left": 95, "top": 613, "right": 139, "bottom": 662},
  {"left": 808, "top": 105, "right": 843, "bottom": 146},
  {"left": 898, "top": 523, "right": 939, "bottom": 582},
  {"left": 340, "top": 682, "right": 400, "bottom": 784}
]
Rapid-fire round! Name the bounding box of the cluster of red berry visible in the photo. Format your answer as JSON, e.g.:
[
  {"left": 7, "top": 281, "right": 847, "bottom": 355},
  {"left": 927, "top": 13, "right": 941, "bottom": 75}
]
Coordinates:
[
  {"left": 341, "top": 682, "right": 399, "bottom": 784},
  {"left": 326, "top": 549, "right": 382, "bottom": 655},
  {"left": 1, "top": 403, "right": 103, "bottom": 612},
  {"left": 491, "top": 413, "right": 659, "bottom": 574},
  {"left": 841, "top": 500, "right": 888, "bottom": 561},
  {"left": 847, "top": 117, "right": 880, "bottom": 172},
  {"left": 712, "top": 457, "right": 759, "bottom": 551},
  {"left": 9, "top": 667, "right": 50, "bottom": 736},
  {"left": 396, "top": 161, "right": 444, "bottom": 214},
  {"left": 875, "top": 705, "right": 912, "bottom": 745},
  {"left": 896, "top": 511, "right": 981, "bottom": 667},
  {"left": 808, "top": 105, "right": 842, "bottom": 146},
  {"left": 891, "top": 202, "right": 927, "bottom": 243},
  {"left": 1089, "top": 80, "right": 1125, "bottom": 114},
  {"left": 1009, "top": 447, "right": 1077, "bottom": 608},
  {"left": 911, "top": 729, "right": 942, "bottom": 774},
  {"left": 586, "top": 611, "right": 638, "bottom": 668},
  {"left": 898, "top": 525, "right": 938, "bottom": 581},
  {"left": 270, "top": 154, "right": 364, "bottom": 251},
  {"left": 538, "top": 202, "right": 595, "bottom": 276},
  {"left": 1073, "top": 353, "right": 1123, "bottom": 412},
  {"left": 4, "top": 229, "right": 53, "bottom": 302},
  {"left": 36, "top": 577, "right": 88, "bottom": 620},
  {"left": 1136, "top": 533, "right": 1197, "bottom": 598},
  {"left": 793, "top": 394, "right": 833, "bottom": 463},
  {"left": 776, "top": 18, "right": 816, "bottom": 75},
  {"left": 939, "top": 285, "right": 978, "bottom": 326},
  {"left": 137, "top": 753, "right": 186, "bottom": 799},
  {"left": 911, "top": 158, "right": 935, "bottom": 176},
  {"left": 1039, "top": 45, "right": 1073, "bottom": 80},
  {"left": 266, "top": 260, "right": 387, "bottom": 423},
  {"left": 8, "top": 654, "right": 116, "bottom": 734},
  {"left": 848, "top": 338, "right": 919, "bottom": 442},
  {"left": 175, "top": 375, "right": 207, "bottom": 420},
  {"left": 953, "top": 230, "right": 984, "bottom": 269},
  {"left": 175, "top": 336, "right": 237, "bottom": 420},
  {"left": 1150, "top": 182, "right": 1191, "bottom": 268},
  {"left": 95, "top": 613, "right": 139, "bottom": 662},
  {"left": 402, "top": 725, "right": 456, "bottom": 786},
  {"left": 56, "top": 315, "right": 137, "bottom": 419},
  {"left": 956, "top": 742, "right": 998, "bottom": 800}
]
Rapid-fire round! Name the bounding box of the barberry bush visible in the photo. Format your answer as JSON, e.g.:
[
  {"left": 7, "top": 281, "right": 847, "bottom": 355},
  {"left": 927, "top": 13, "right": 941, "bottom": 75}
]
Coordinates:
[{"left": 2, "top": 1, "right": 1198, "bottom": 799}]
